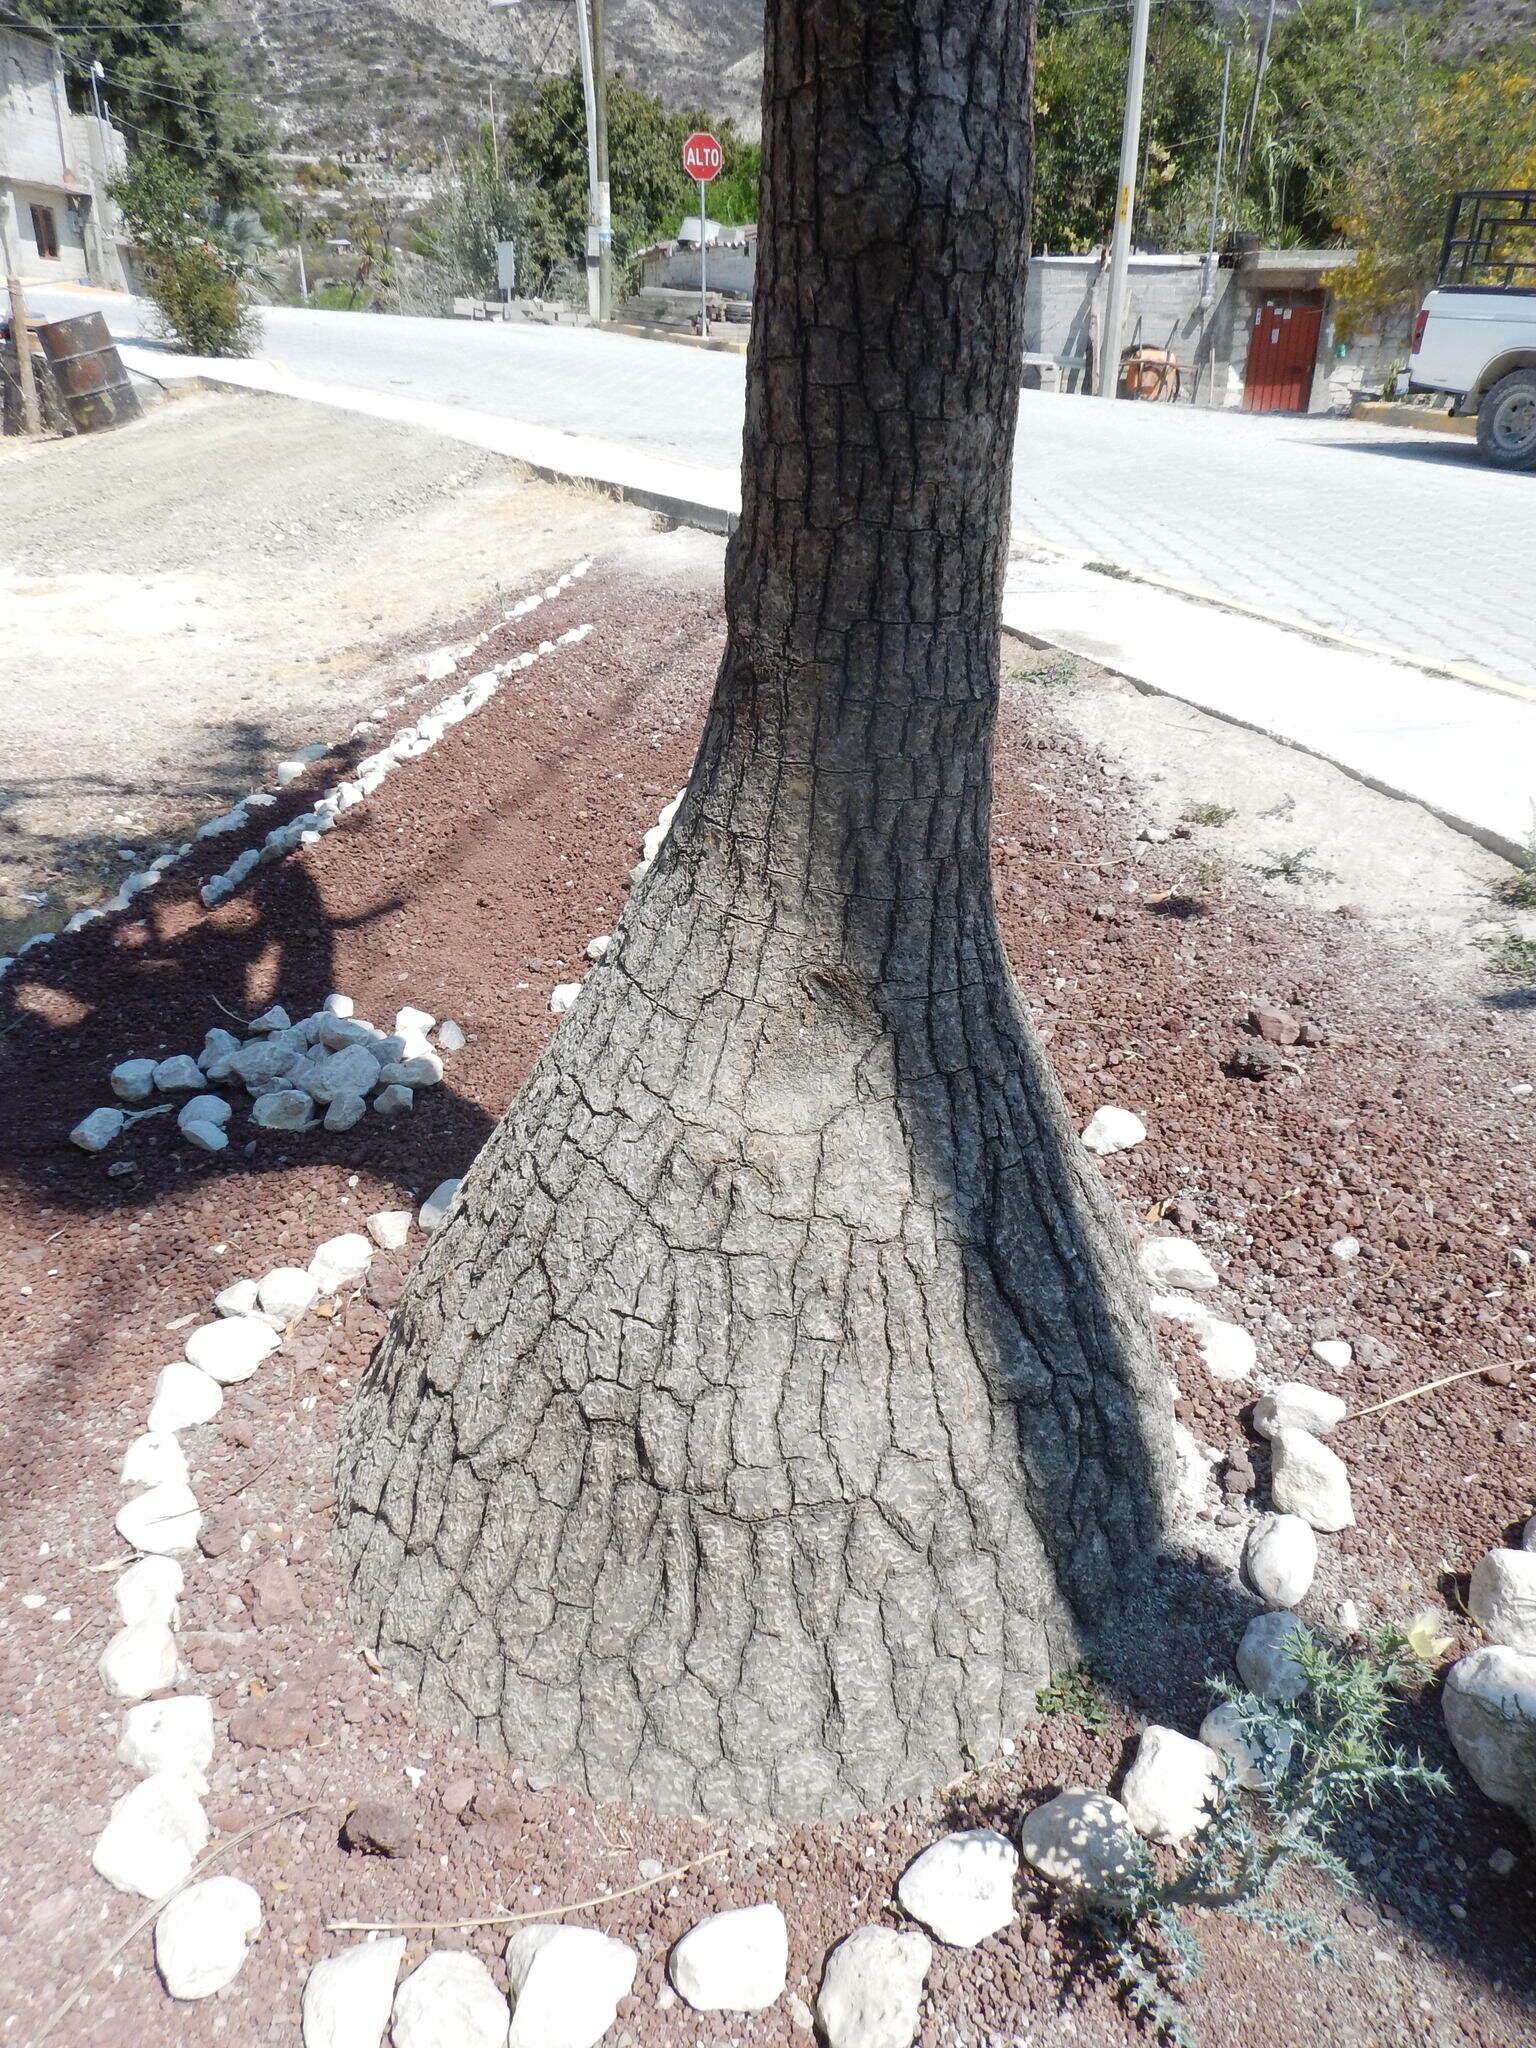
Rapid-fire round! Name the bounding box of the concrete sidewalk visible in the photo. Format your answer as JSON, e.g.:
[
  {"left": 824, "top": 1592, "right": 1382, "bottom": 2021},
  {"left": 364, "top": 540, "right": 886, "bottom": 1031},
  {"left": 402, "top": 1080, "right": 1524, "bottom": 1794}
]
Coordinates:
[{"left": 123, "top": 343, "right": 1535, "bottom": 867}]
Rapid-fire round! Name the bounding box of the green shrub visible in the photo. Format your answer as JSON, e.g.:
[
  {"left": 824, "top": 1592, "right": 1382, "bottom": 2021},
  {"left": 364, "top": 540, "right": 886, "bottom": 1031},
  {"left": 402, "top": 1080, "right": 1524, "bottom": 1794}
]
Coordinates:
[{"left": 139, "top": 243, "right": 261, "bottom": 357}]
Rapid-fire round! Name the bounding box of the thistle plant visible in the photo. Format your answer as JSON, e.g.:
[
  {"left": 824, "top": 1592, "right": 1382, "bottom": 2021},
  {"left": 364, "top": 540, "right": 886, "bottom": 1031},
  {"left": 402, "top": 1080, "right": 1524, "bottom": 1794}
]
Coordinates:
[{"left": 1056, "top": 1634, "right": 1448, "bottom": 2047}]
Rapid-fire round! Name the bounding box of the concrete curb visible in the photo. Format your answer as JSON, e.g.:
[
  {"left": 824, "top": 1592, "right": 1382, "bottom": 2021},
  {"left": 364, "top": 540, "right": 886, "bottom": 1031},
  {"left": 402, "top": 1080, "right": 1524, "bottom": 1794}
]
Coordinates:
[
  {"left": 113, "top": 344, "right": 1531, "bottom": 873},
  {"left": 1349, "top": 399, "right": 1476, "bottom": 440}
]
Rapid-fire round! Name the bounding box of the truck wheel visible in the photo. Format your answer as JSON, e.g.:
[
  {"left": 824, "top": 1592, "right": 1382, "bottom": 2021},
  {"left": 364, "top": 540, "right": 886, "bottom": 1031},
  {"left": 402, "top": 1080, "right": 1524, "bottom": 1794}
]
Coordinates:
[{"left": 1476, "top": 369, "right": 1536, "bottom": 472}]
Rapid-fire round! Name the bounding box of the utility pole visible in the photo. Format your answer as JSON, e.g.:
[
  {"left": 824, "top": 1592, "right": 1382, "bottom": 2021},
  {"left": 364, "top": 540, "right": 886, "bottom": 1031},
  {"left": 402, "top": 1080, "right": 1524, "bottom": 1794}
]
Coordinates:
[
  {"left": 6, "top": 273, "right": 42, "bottom": 435},
  {"left": 489, "top": 79, "right": 499, "bottom": 177},
  {"left": 1231, "top": 0, "right": 1278, "bottom": 221},
  {"left": 1206, "top": 42, "right": 1234, "bottom": 263},
  {"left": 590, "top": 0, "right": 612, "bottom": 321},
  {"left": 1098, "top": 0, "right": 1153, "bottom": 399},
  {"left": 486, "top": 0, "right": 608, "bottom": 321}
]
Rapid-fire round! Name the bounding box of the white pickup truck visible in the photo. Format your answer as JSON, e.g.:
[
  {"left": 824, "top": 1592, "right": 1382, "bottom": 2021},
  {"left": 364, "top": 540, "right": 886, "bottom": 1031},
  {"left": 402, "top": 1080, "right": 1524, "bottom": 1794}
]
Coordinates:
[{"left": 1409, "top": 189, "right": 1536, "bottom": 471}]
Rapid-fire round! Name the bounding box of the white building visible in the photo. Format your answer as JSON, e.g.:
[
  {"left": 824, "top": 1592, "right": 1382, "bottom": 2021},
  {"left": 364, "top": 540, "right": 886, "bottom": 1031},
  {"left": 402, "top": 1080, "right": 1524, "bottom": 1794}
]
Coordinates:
[{"left": 1, "top": 10, "right": 129, "bottom": 287}]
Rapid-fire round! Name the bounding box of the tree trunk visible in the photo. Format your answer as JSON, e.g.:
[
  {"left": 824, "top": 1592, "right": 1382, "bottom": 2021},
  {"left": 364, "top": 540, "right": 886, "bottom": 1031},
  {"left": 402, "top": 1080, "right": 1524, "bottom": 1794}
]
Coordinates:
[{"left": 337, "top": 0, "right": 1175, "bottom": 1823}]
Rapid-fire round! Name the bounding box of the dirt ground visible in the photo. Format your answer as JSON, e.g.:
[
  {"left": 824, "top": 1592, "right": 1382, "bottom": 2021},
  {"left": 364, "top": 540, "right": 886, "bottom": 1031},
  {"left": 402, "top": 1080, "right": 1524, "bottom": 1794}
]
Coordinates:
[
  {"left": 1, "top": 515, "right": 1534, "bottom": 2048},
  {"left": 0, "top": 386, "right": 648, "bottom": 953}
]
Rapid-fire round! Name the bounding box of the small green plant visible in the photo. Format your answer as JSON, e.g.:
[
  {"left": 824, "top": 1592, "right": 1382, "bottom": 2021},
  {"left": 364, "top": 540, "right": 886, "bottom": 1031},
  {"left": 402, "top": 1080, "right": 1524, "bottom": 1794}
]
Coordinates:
[
  {"left": 1481, "top": 932, "right": 1536, "bottom": 979},
  {"left": 1030, "top": 656, "right": 1082, "bottom": 691},
  {"left": 1182, "top": 802, "right": 1236, "bottom": 828},
  {"left": 1259, "top": 845, "right": 1329, "bottom": 884},
  {"left": 1057, "top": 1634, "right": 1446, "bottom": 2046},
  {"left": 1036, "top": 1662, "right": 1113, "bottom": 1738},
  {"left": 1495, "top": 819, "right": 1536, "bottom": 908},
  {"left": 1085, "top": 559, "right": 1133, "bottom": 579}
]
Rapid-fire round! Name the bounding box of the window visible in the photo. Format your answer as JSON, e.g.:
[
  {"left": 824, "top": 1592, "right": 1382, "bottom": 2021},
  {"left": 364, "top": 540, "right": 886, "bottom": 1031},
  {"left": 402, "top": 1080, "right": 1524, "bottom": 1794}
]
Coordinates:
[{"left": 30, "top": 204, "right": 59, "bottom": 261}]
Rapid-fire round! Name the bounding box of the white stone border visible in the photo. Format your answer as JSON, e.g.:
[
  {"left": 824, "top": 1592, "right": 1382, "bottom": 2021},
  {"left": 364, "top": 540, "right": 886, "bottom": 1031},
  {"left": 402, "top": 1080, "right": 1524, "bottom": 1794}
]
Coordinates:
[{"left": 0, "top": 561, "right": 594, "bottom": 978}]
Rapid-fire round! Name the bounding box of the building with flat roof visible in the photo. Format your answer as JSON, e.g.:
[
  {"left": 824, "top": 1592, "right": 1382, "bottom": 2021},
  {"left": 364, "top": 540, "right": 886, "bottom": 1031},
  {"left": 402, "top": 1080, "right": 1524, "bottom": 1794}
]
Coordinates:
[{"left": 1, "top": 9, "right": 130, "bottom": 287}]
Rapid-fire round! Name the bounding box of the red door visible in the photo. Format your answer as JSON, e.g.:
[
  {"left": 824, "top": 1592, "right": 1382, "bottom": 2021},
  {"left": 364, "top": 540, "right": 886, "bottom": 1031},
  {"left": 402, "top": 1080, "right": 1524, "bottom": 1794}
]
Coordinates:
[{"left": 1242, "top": 297, "right": 1324, "bottom": 413}]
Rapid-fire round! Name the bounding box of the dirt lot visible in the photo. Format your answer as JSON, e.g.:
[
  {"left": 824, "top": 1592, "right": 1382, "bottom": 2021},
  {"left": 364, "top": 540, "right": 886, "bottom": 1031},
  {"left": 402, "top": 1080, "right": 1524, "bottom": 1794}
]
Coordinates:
[
  {"left": 0, "top": 386, "right": 647, "bottom": 953},
  {"left": 1, "top": 512, "right": 1534, "bottom": 2048}
]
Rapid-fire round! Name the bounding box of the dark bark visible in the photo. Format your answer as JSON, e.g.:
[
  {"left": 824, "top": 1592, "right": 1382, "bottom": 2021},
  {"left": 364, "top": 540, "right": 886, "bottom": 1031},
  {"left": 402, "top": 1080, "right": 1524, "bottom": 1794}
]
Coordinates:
[{"left": 337, "top": 0, "right": 1175, "bottom": 1822}]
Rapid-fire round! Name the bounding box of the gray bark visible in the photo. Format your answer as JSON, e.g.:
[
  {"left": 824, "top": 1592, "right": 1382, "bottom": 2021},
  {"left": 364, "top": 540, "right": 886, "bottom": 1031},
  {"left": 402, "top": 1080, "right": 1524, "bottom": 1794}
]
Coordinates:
[{"left": 337, "top": 0, "right": 1176, "bottom": 1822}]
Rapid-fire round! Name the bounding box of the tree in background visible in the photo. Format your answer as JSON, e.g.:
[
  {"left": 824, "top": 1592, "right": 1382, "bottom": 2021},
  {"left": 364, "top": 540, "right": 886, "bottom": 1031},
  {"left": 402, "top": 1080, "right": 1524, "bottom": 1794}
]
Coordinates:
[
  {"left": 1033, "top": 0, "right": 1229, "bottom": 254},
  {"left": 15, "top": 0, "right": 270, "bottom": 211},
  {"left": 338, "top": 0, "right": 1174, "bottom": 1824},
  {"left": 110, "top": 143, "right": 261, "bottom": 355},
  {"left": 423, "top": 69, "right": 759, "bottom": 304}
]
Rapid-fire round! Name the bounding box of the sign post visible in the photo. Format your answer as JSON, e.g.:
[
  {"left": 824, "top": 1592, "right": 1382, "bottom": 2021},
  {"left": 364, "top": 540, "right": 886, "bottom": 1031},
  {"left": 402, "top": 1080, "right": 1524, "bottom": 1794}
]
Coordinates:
[
  {"left": 496, "top": 239, "right": 517, "bottom": 317},
  {"left": 681, "top": 130, "right": 723, "bottom": 339}
]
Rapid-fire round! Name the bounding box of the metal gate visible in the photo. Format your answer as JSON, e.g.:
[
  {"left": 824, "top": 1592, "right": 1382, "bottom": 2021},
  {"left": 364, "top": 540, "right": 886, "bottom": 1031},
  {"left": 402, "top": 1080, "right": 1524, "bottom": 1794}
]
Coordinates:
[{"left": 1242, "top": 296, "right": 1324, "bottom": 414}]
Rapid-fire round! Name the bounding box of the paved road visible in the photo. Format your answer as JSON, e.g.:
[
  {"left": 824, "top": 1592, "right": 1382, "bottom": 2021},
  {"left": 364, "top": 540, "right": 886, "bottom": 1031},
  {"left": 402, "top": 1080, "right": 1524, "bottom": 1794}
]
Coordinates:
[{"left": 29, "top": 288, "right": 1536, "bottom": 688}]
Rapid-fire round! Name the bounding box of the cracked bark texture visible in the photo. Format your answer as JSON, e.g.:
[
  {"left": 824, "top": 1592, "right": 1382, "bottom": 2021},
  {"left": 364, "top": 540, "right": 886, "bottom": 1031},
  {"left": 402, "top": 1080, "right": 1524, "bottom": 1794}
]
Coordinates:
[{"left": 337, "top": 0, "right": 1176, "bottom": 1822}]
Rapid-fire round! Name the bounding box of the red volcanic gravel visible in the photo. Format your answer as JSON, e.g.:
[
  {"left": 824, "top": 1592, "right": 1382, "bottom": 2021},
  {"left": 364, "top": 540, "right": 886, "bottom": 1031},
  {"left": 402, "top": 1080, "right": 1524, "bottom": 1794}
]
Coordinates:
[{"left": 1, "top": 530, "right": 1533, "bottom": 2048}]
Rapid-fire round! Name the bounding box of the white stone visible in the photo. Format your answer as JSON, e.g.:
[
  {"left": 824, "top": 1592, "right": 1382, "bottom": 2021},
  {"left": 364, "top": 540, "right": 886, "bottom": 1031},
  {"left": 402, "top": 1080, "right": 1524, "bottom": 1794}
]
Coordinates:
[
  {"left": 1018, "top": 1788, "right": 1141, "bottom": 1891},
  {"left": 258, "top": 1265, "right": 321, "bottom": 1323},
  {"left": 392, "top": 1950, "right": 509, "bottom": 2048},
  {"left": 1243, "top": 1513, "right": 1318, "bottom": 1608},
  {"left": 1199, "top": 1700, "right": 1294, "bottom": 1790},
  {"left": 153, "top": 1055, "right": 205, "bottom": 1092},
  {"left": 99, "top": 1618, "right": 179, "bottom": 1701},
  {"left": 815, "top": 1926, "right": 931, "bottom": 2048},
  {"left": 309, "top": 1233, "right": 373, "bottom": 1295},
  {"left": 1470, "top": 1550, "right": 1536, "bottom": 1653},
  {"left": 366, "top": 1209, "right": 412, "bottom": 1251},
  {"left": 252, "top": 1088, "right": 315, "bottom": 1131},
  {"left": 199, "top": 1028, "right": 241, "bottom": 1071},
  {"left": 506, "top": 1923, "right": 639, "bottom": 2046},
  {"left": 1081, "top": 1105, "right": 1147, "bottom": 1156},
  {"left": 121, "top": 1430, "right": 189, "bottom": 1489},
  {"left": 1156, "top": 1301, "right": 1251, "bottom": 1377},
  {"left": 114, "top": 1554, "right": 183, "bottom": 1628},
  {"left": 177, "top": 1094, "right": 232, "bottom": 1131},
  {"left": 91, "top": 1772, "right": 209, "bottom": 1898},
  {"left": 549, "top": 982, "right": 582, "bottom": 1015},
  {"left": 1237, "top": 1610, "right": 1311, "bottom": 1700},
  {"left": 301, "top": 1937, "right": 406, "bottom": 2048},
  {"left": 119, "top": 1694, "right": 215, "bottom": 1779},
  {"left": 1442, "top": 1645, "right": 1536, "bottom": 1827},
  {"left": 394, "top": 1005, "right": 436, "bottom": 1037},
  {"left": 1523, "top": 1516, "right": 1536, "bottom": 1553},
  {"left": 229, "top": 1039, "right": 300, "bottom": 1089},
  {"left": 71, "top": 1106, "right": 126, "bottom": 1153},
  {"left": 584, "top": 934, "right": 611, "bottom": 961},
  {"left": 373, "top": 1084, "right": 414, "bottom": 1117},
  {"left": 318, "top": 1014, "right": 374, "bottom": 1050},
  {"left": 1310, "top": 1339, "right": 1352, "bottom": 1372},
  {"left": 110, "top": 1058, "right": 158, "bottom": 1103},
  {"left": 669, "top": 1902, "right": 786, "bottom": 2011},
  {"left": 147, "top": 1362, "right": 223, "bottom": 1432},
  {"left": 379, "top": 1053, "right": 443, "bottom": 1088},
  {"left": 182, "top": 1119, "right": 229, "bottom": 1153},
  {"left": 1139, "top": 1237, "right": 1219, "bottom": 1291},
  {"left": 155, "top": 1876, "right": 261, "bottom": 1998},
  {"left": 421, "top": 648, "right": 457, "bottom": 682},
  {"left": 185, "top": 1316, "right": 279, "bottom": 1383},
  {"left": 1121, "top": 1726, "right": 1221, "bottom": 1844},
  {"left": 895, "top": 1828, "right": 1017, "bottom": 1947},
  {"left": 1329, "top": 1235, "right": 1361, "bottom": 1262},
  {"left": 437, "top": 1020, "right": 467, "bottom": 1052},
  {"left": 1269, "top": 1426, "right": 1354, "bottom": 1531},
  {"left": 324, "top": 1091, "right": 368, "bottom": 1132},
  {"left": 213, "top": 1278, "right": 259, "bottom": 1317},
  {"left": 1200, "top": 1319, "right": 1257, "bottom": 1382},
  {"left": 116, "top": 1482, "right": 202, "bottom": 1555},
  {"left": 323, "top": 992, "right": 355, "bottom": 1017},
  {"left": 419, "top": 1179, "right": 460, "bottom": 1232},
  {"left": 1252, "top": 1382, "right": 1346, "bottom": 1439},
  {"left": 305, "top": 1045, "right": 383, "bottom": 1103}
]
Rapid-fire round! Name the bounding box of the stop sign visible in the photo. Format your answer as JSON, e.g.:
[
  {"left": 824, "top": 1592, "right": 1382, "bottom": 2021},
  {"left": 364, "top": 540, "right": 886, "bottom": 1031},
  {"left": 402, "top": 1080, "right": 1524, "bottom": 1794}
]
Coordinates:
[{"left": 682, "top": 131, "right": 723, "bottom": 183}]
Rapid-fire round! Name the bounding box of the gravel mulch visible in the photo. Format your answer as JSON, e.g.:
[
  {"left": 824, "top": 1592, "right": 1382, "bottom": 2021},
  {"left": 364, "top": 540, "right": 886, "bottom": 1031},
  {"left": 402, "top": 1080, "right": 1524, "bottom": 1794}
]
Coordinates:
[{"left": 1, "top": 527, "right": 1532, "bottom": 2048}]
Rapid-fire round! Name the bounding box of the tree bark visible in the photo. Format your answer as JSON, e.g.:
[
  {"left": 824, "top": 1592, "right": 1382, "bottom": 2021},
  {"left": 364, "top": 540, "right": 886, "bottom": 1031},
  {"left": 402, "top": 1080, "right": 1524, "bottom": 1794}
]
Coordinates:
[{"left": 337, "top": 0, "right": 1175, "bottom": 1823}]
